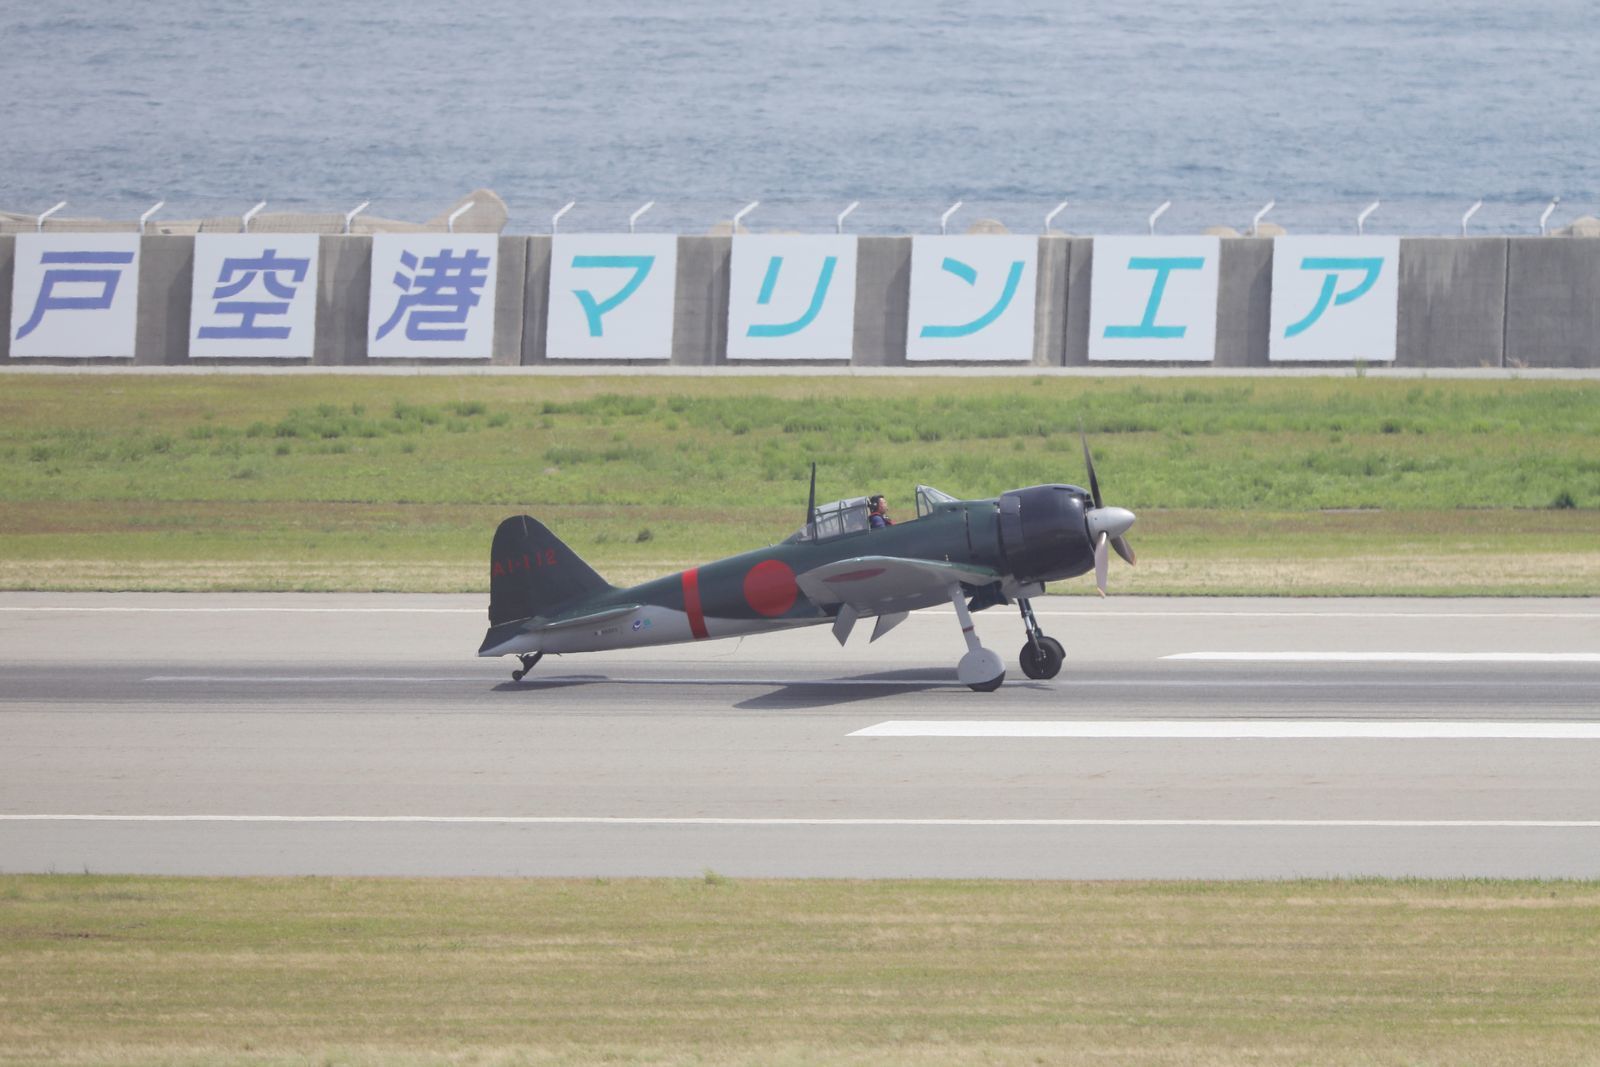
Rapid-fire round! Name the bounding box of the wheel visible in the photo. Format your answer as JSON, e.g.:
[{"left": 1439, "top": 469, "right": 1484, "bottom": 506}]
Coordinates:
[
  {"left": 512, "top": 652, "right": 543, "bottom": 681},
  {"left": 958, "top": 648, "right": 1006, "bottom": 692},
  {"left": 1019, "top": 636, "right": 1065, "bottom": 680},
  {"left": 967, "top": 671, "right": 1005, "bottom": 693}
]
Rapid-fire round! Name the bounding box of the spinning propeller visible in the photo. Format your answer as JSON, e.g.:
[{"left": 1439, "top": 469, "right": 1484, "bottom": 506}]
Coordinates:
[{"left": 1080, "top": 432, "right": 1137, "bottom": 596}]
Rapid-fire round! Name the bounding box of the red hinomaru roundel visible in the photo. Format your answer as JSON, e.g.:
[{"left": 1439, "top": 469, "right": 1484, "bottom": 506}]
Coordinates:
[{"left": 743, "top": 559, "right": 798, "bottom": 617}]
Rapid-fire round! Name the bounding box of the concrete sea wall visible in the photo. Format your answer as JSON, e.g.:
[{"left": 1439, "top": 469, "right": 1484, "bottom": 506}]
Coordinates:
[{"left": 1, "top": 234, "right": 1596, "bottom": 368}]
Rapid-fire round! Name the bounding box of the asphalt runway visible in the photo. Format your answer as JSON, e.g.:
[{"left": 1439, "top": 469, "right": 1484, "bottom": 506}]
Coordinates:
[{"left": 3, "top": 592, "right": 1598, "bottom": 879}]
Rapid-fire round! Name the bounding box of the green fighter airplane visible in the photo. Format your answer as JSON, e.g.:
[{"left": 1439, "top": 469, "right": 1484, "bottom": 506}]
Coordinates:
[{"left": 479, "top": 436, "right": 1136, "bottom": 692}]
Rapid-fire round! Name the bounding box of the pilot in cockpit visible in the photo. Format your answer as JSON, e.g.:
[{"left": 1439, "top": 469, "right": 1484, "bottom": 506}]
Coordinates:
[{"left": 869, "top": 494, "right": 894, "bottom": 529}]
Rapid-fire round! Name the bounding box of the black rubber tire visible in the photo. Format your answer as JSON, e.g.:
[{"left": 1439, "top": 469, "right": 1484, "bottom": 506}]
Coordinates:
[
  {"left": 967, "top": 671, "right": 1006, "bottom": 692},
  {"left": 1019, "top": 637, "right": 1065, "bottom": 680}
]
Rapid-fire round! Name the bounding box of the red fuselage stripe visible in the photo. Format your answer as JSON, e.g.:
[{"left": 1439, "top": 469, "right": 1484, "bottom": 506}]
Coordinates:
[{"left": 682, "top": 567, "right": 709, "bottom": 639}]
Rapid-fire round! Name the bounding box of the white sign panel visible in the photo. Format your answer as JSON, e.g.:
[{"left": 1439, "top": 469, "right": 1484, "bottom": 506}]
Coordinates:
[
  {"left": 1088, "top": 236, "right": 1220, "bottom": 362},
  {"left": 1269, "top": 236, "right": 1400, "bottom": 362},
  {"left": 368, "top": 234, "right": 499, "bottom": 359},
  {"left": 906, "top": 236, "right": 1038, "bottom": 362},
  {"left": 189, "top": 234, "right": 319, "bottom": 359},
  {"left": 727, "top": 236, "right": 857, "bottom": 360},
  {"left": 10, "top": 233, "right": 141, "bottom": 358},
  {"left": 547, "top": 235, "right": 678, "bottom": 360}
]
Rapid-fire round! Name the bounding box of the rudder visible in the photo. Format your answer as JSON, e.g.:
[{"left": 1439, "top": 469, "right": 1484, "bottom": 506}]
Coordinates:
[{"left": 488, "top": 515, "right": 613, "bottom": 625}]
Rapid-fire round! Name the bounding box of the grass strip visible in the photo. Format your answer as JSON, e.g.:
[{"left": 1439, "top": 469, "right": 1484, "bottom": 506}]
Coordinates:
[
  {"left": 2, "top": 374, "right": 1596, "bottom": 594},
  {"left": 2, "top": 875, "right": 1598, "bottom": 1066}
]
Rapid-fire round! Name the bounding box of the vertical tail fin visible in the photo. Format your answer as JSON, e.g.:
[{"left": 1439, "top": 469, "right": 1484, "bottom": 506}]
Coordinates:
[{"left": 488, "top": 515, "right": 614, "bottom": 625}]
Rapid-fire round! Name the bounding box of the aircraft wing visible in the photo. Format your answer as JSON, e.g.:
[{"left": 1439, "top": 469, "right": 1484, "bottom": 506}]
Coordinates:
[{"left": 795, "top": 556, "right": 999, "bottom": 611}]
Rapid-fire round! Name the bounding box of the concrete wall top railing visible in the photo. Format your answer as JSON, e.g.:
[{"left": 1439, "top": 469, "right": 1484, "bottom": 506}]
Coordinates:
[{"left": 2, "top": 233, "right": 1598, "bottom": 369}]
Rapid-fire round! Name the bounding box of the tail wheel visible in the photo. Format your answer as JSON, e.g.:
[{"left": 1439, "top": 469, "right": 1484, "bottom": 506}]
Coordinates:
[
  {"left": 511, "top": 652, "right": 544, "bottom": 682},
  {"left": 1019, "top": 637, "right": 1065, "bottom": 680}
]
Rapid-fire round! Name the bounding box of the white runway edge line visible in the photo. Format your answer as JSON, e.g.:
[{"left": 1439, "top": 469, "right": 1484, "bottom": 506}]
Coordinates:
[
  {"left": 5, "top": 606, "right": 1600, "bottom": 619},
  {"left": 0, "top": 606, "right": 478, "bottom": 614},
  {"left": 851, "top": 720, "right": 1600, "bottom": 739},
  {"left": 4, "top": 815, "right": 1600, "bottom": 829},
  {"left": 1167, "top": 652, "right": 1600, "bottom": 663}
]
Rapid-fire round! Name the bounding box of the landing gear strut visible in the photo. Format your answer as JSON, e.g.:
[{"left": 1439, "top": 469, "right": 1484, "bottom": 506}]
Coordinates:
[
  {"left": 1017, "top": 598, "right": 1064, "bottom": 680},
  {"left": 949, "top": 584, "right": 1005, "bottom": 692},
  {"left": 511, "top": 652, "right": 543, "bottom": 682}
]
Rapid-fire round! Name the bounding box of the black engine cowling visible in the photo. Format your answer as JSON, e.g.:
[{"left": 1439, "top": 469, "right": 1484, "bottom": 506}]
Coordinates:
[{"left": 998, "top": 484, "right": 1095, "bottom": 584}]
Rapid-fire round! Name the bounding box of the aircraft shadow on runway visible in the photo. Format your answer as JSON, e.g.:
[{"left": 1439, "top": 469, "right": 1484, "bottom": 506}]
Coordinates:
[{"left": 491, "top": 668, "right": 1051, "bottom": 710}]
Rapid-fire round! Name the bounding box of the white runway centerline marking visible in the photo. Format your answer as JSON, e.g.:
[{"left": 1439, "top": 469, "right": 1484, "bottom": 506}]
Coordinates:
[
  {"left": 851, "top": 720, "right": 1600, "bottom": 739},
  {"left": 1166, "top": 651, "right": 1600, "bottom": 663},
  {"left": 4, "top": 815, "right": 1600, "bottom": 829}
]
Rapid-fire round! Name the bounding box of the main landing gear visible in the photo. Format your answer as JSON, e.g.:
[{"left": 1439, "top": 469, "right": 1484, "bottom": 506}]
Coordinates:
[
  {"left": 511, "top": 652, "right": 543, "bottom": 682},
  {"left": 1016, "top": 598, "right": 1064, "bottom": 680},
  {"left": 949, "top": 584, "right": 1005, "bottom": 692}
]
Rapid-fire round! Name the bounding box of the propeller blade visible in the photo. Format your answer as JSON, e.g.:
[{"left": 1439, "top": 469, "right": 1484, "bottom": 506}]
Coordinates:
[
  {"left": 1080, "top": 429, "right": 1103, "bottom": 510},
  {"left": 1111, "top": 534, "right": 1137, "bottom": 567},
  {"left": 805, "top": 462, "right": 817, "bottom": 536},
  {"left": 1094, "top": 531, "right": 1109, "bottom": 597}
]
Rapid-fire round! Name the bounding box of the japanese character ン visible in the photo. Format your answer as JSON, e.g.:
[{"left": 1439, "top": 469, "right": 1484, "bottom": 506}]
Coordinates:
[{"left": 919, "top": 256, "right": 1026, "bottom": 338}]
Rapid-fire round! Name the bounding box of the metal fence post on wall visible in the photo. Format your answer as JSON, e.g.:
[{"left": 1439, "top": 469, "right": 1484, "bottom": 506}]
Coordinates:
[
  {"left": 1044, "top": 201, "right": 1069, "bottom": 235},
  {"left": 446, "top": 201, "right": 475, "bottom": 234},
  {"left": 1356, "top": 201, "right": 1380, "bottom": 236},
  {"left": 241, "top": 201, "right": 267, "bottom": 233},
  {"left": 551, "top": 201, "right": 575, "bottom": 235},
  {"left": 1459, "top": 200, "right": 1483, "bottom": 237},
  {"left": 1147, "top": 201, "right": 1171, "bottom": 235},
  {"left": 629, "top": 202, "right": 655, "bottom": 234},
  {"left": 1251, "top": 201, "right": 1275, "bottom": 236},
  {"left": 836, "top": 201, "right": 860, "bottom": 234},
  {"left": 138, "top": 201, "right": 165, "bottom": 235},
  {"left": 940, "top": 201, "right": 963, "bottom": 235},
  {"left": 1539, "top": 196, "right": 1561, "bottom": 235},
  {"left": 732, "top": 201, "right": 759, "bottom": 233},
  {"left": 36, "top": 201, "right": 67, "bottom": 232},
  {"left": 343, "top": 201, "right": 370, "bottom": 235}
]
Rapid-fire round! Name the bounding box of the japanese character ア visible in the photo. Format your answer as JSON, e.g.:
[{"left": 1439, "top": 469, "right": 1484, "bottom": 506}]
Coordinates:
[{"left": 1284, "top": 257, "right": 1384, "bottom": 337}]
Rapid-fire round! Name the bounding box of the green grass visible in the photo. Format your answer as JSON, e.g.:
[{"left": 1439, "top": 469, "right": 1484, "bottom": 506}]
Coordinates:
[
  {"left": 2, "top": 875, "right": 1598, "bottom": 1066},
  {"left": 1, "top": 374, "right": 1597, "bottom": 593}
]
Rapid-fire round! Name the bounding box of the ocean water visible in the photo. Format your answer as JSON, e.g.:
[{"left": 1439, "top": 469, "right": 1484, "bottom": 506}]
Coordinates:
[{"left": 3, "top": 0, "right": 1595, "bottom": 235}]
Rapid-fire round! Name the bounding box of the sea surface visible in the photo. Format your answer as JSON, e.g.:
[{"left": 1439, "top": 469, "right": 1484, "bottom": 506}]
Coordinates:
[{"left": 3, "top": 0, "right": 1595, "bottom": 235}]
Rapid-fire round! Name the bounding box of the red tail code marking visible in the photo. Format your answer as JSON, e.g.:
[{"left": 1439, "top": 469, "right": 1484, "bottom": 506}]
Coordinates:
[
  {"left": 491, "top": 549, "right": 558, "bottom": 578},
  {"left": 682, "top": 567, "right": 709, "bottom": 640}
]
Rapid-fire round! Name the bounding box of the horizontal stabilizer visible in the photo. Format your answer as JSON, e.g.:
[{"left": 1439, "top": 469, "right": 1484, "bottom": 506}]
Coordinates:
[{"left": 537, "top": 603, "right": 642, "bottom": 632}]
